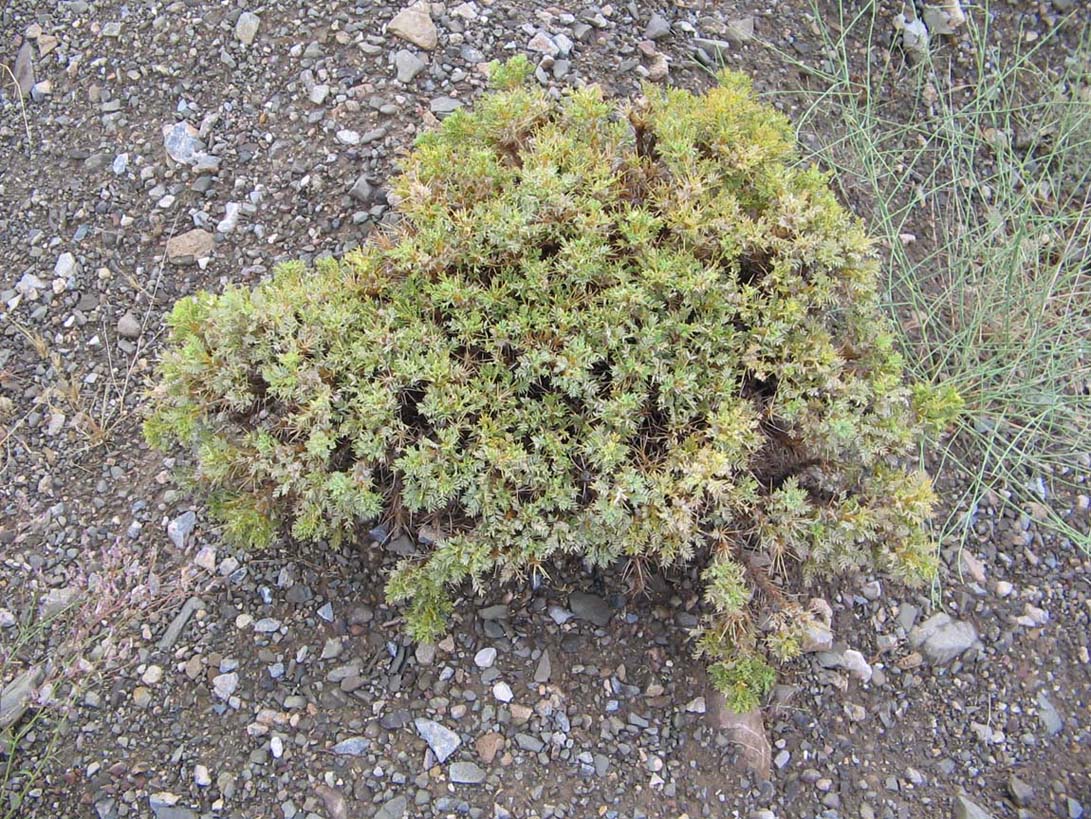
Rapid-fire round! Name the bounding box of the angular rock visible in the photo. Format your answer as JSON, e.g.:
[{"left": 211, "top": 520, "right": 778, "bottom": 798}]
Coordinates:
[
  {"left": 14, "top": 41, "right": 34, "bottom": 97},
  {"left": 158, "top": 597, "right": 204, "bottom": 650},
  {"left": 375, "top": 795, "right": 408, "bottom": 819},
  {"left": 449, "top": 761, "right": 486, "bottom": 784},
  {"left": 40, "top": 586, "right": 78, "bottom": 619},
  {"left": 953, "top": 795, "right": 996, "bottom": 819},
  {"left": 429, "top": 96, "right": 462, "bottom": 116},
  {"left": 922, "top": 1, "right": 966, "bottom": 35},
  {"left": 167, "top": 510, "right": 197, "bottom": 548},
  {"left": 166, "top": 230, "right": 214, "bottom": 265},
  {"left": 394, "top": 49, "right": 426, "bottom": 83},
  {"left": 235, "top": 12, "right": 260, "bottom": 45},
  {"left": 331, "top": 736, "right": 369, "bottom": 755},
  {"left": 1008, "top": 775, "right": 1034, "bottom": 807},
  {"left": 726, "top": 16, "right": 755, "bottom": 43},
  {"left": 314, "top": 784, "right": 347, "bottom": 819},
  {"left": 645, "top": 12, "right": 672, "bottom": 40},
  {"left": 514, "top": 732, "right": 544, "bottom": 752},
  {"left": 162, "top": 122, "right": 204, "bottom": 165},
  {"left": 909, "top": 613, "right": 980, "bottom": 665},
  {"left": 0, "top": 666, "right": 44, "bottom": 731},
  {"left": 527, "top": 31, "right": 559, "bottom": 56},
  {"left": 388, "top": 2, "right": 438, "bottom": 50},
  {"left": 475, "top": 732, "right": 504, "bottom": 764},
  {"left": 212, "top": 672, "right": 238, "bottom": 700},
  {"left": 414, "top": 717, "right": 461, "bottom": 763},
  {"left": 569, "top": 591, "right": 611, "bottom": 627},
  {"left": 349, "top": 175, "right": 373, "bottom": 203},
  {"left": 1037, "top": 692, "right": 1063, "bottom": 736},
  {"left": 534, "top": 650, "right": 551, "bottom": 683},
  {"left": 707, "top": 693, "right": 770, "bottom": 778}
]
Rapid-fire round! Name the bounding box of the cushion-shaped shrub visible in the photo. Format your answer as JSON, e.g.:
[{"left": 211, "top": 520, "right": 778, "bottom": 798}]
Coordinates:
[{"left": 146, "top": 58, "right": 958, "bottom": 711}]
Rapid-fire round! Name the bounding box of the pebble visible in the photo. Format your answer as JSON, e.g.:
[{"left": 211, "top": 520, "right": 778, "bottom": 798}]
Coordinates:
[
  {"left": 116, "top": 312, "right": 142, "bottom": 338},
  {"left": 165, "top": 230, "right": 214, "bottom": 265},
  {"left": 449, "top": 761, "right": 486, "bottom": 784},
  {"left": 953, "top": 795, "right": 996, "bottom": 819},
  {"left": 909, "top": 613, "right": 980, "bottom": 664},
  {"left": 387, "top": 2, "right": 438, "bottom": 50},
  {"left": 415, "top": 718, "right": 461, "bottom": 763},
  {"left": 193, "top": 765, "right": 211, "bottom": 787},
  {"left": 235, "top": 12, "right": 260, "bottom": 45},
  {"left": 493, "top": 681, "right": 513, "bottom": 703},
  {"left": 331, "top": 736, "right": 368, "bottom": 756},
  {"left": 474, "top": 647, "right": 497, "bottom": 668},
  {"left": 569, "top": 592, "right": 612, "bottom": 627},
  {"left": 394, "top": 49, "right": 427, "bottom": 83},
  {"left": 141, "top": 665, "right": 163, "bottom": 685},
  {"left": 212, "top": 672, "right": 238, "bottom": 700}
]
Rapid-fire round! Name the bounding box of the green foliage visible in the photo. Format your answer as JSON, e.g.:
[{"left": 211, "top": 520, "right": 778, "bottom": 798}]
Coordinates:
[
  {"left": 709, "top": 655, "right": 777, "bottom": 713},
  {"left": 146, "top": 63, "right": 953, "bottom": 711}
]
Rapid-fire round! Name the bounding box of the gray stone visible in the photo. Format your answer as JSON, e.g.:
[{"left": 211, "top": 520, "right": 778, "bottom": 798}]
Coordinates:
[
  {"left": 953, "top": 795, "right": 995, "bottom": 819},
  {"left": 645, "top": 13, "right": 671, "bottom": 40},
  {"left": 449, "top": 761, "right": 486, "bottom": 784},
  {"left": 909, "top": 613, "right": 979, "bottom": 664},
  {"left": 429, "top": 96, "right": 462, "bottom": 116},
  {"left": 1008, "top": 775, "right": 1034, "bottom": 807},
  {"left": 474, "top": 647, "right": 497, "bottom": 668},
  {"left": 693, "top": 38, "right": 731, "bottom": 65},
  {"left": 162, "top": 122, "right": 204, "bottom": 165},
  {"left": 569, "top": 592, "right": 612, "bottom": 627},
  {"left": 515, "top": 732, "right": 544, "bottom": 752},
  {"left": 14, "top": 41, "right": 34, "bottom": 97},
  {"left": 478, "top": 604, "right": 508, "bottom": 620},
  {"left": 349, "top": 176, "right": 373, "bottom": 203},
  {"left": 167, "top": 510, "right": 197, "bottom": 549},
  {"left": 388, "top": 2, "right": 438, "bottom": 50},
  {"left": 212, "top": 672, "right": 238, "bottom": 700},
  {"left": 725, "top": 16, "right": 755, "bottom": 43},
  {"left": 116, "top": 312, "right": 141, "bottom": 338},
  {"left": 54, "top": 252, "right": 78, "bottom": 278},
  {"left": 150, "top": 806, "right": 197, "bottom": 819},
  {"left": 375, "top": 795, "right": 408, "bottom": 819},
  {"left": 527, "top": 31, "right": 558, "bottom": 56},
  {"left": 331, "top": 736, "right": 369, "bottom": 755},
  {"left": 415, "top": 718, "right": 461, "bottom": 763},
  {"left": 534, "top": 650, "right": 552, "bottom": 683},
  {"left": 235, "top": 12, "right": 260, "bottom": 45},
  {"left": 158, "top": 597, "right": 204, "bottom": 650},
  {"left": 394, "top": 49, "right": 426, "bottom": 83},
  {"left": 0, "top": 666, "right": 44, "bottom": 731},
  {"left": 1037, "top": 692, "right": 1063, "bottom": 736},
  {"left": 40, "top": 586, "right": 78, "bottom": 619}
]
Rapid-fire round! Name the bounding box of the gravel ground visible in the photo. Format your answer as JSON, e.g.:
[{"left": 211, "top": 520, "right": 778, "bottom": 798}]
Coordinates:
[{"left": 2, "top": 2, "right": 1089, "bottom": 818}]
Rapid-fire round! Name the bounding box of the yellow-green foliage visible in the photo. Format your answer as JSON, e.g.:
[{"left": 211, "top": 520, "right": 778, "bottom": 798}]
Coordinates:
[{"left": 146, "top": 58, "right": 953, "bottom": 709}]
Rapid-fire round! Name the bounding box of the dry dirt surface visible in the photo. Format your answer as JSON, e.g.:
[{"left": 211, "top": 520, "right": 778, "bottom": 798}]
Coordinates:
[{"left": 1, "top": 2, "right": 1089, "bottom": 819}]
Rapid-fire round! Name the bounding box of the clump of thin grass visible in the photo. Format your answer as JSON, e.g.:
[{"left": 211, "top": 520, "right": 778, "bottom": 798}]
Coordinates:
[{"left": 761, "top": 1, "right": 1091, "bottom": 551}]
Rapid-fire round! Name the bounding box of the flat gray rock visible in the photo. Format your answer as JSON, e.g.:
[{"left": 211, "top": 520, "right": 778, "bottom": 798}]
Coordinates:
[
  {"left": 414, "top": 717, "right": 461, "bottom": 763},
  {"left": 0, "top": 666, "right": 44, "bottom": 731},
  {"left": 449, "top": 760, "right": 486, "bottom": 784},
  {"left": 375, "top": 795, "right": 408, "bottom": 819},
  {"left": 910, "top": 613, "right": 980, "bottom": 664},
  {"left": 158, "top": 596, "right": 204, "bottom": 650},
  {"left": 953, "top": 794, "right": 996, "bottom": 819},
  {"left": 569, "top": 591, "right": 612, "bottom": 627}
]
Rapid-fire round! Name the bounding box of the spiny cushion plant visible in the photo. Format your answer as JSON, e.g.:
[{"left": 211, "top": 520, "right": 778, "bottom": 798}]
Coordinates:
[{"left": 146, "top": 58, "right": 958, "bottom": 712}]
